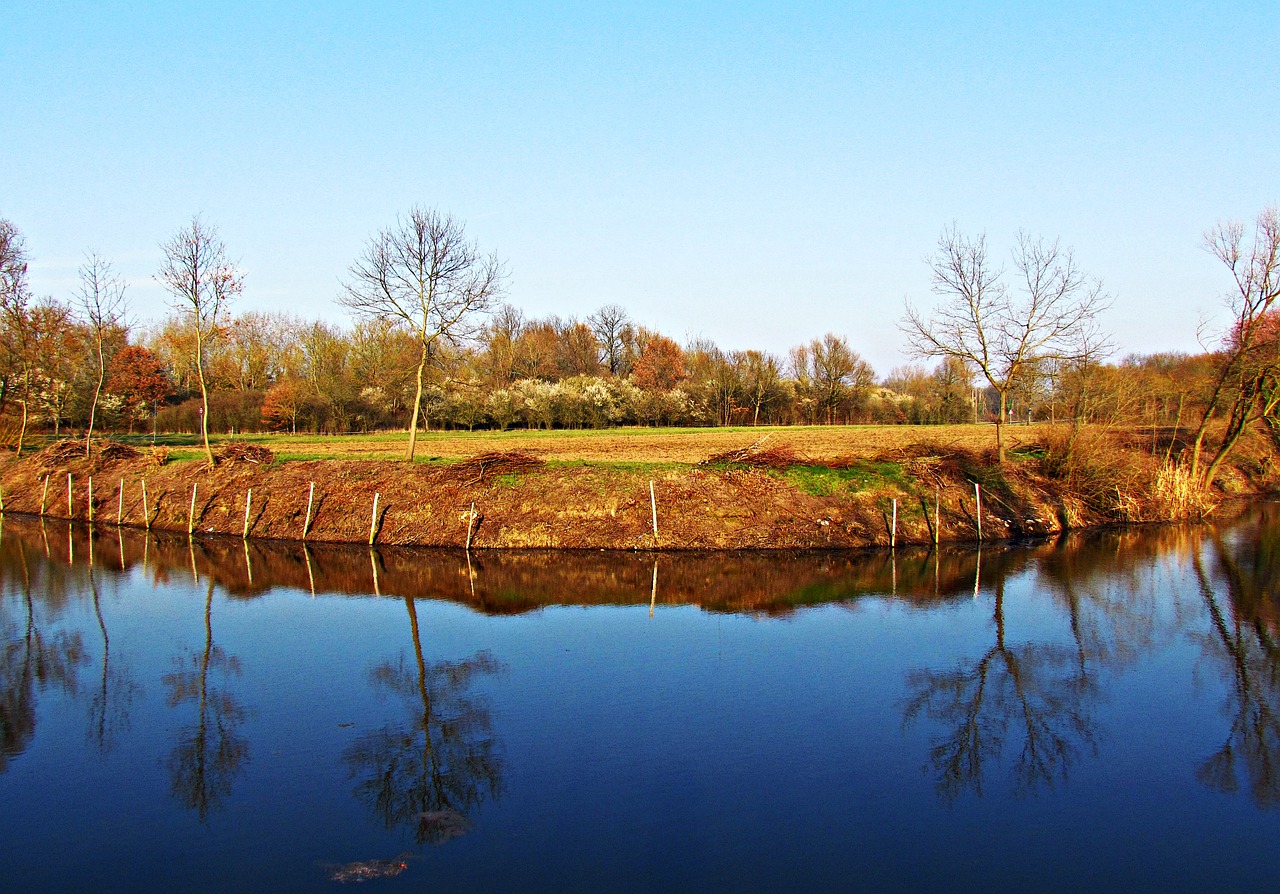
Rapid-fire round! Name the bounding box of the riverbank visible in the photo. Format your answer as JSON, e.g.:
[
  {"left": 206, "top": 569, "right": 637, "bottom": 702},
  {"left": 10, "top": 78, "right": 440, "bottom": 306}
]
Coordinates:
[{"left": 4, "top": 427, "right": 1276, "bottom": 549}]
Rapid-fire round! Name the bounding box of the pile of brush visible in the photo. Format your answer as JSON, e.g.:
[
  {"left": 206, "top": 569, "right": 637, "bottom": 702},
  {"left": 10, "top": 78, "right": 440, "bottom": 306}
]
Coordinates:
[
  {"left": 443, "top": 451, "right": 545, "bottom": 483},
  {"left": 39, "top": 439, "right": 85, "bottom": 464},
  {"left": 700, "top": 437, "right": 809, "bottom": 469},
  {"left": 98, "top": 441, "right": 141, "bottom": 462},
  {"left": 219, "top": 443, "right": 275, "bottom": 465}
]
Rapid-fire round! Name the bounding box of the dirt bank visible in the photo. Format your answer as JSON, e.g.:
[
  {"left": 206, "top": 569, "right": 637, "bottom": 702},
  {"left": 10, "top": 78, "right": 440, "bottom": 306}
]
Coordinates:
[{"left": 1, "top": 433, "right": 1274, "bottom": 549}]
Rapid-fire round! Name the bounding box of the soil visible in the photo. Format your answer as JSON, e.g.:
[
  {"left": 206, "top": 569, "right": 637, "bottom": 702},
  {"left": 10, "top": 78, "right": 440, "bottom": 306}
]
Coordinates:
[{"left": 5, "top": 426, "right": 1271, "bottom": 550}]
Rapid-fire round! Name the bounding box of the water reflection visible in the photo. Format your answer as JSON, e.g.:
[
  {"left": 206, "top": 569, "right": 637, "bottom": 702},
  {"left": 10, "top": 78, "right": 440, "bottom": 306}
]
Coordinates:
[
  {"left": 162, "top": 577, "right": 249, "bottom": 819},
  {"left": 902, "top": 572, "right": 1101, "bottom": 799},
  {"left": 0, "top": 520, "right": 1072, "bottom": 616},
  {"left": 0, "top": 506, "right": 1277, "bottom": 820},
  {"left": 1193, "top": 504, "right": 1280, "bottom": 807},
  {"left": 345, "top": 595, "right": 504, "bottom": 844},
  {"left": 85, "top": 563, "right": 141, "bottom": 754},
  {"left": 0, "top": 535, "right": 88, "bottom": 772},
  {"left": 896, "top": 522, "right": 1249, "bottom": 802}
]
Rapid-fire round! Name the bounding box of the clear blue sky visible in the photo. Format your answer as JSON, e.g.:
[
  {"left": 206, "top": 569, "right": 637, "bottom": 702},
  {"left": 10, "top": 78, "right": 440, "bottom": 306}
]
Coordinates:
[{"left": 4, "top": 1, "right": 1278, "bottom": 374}]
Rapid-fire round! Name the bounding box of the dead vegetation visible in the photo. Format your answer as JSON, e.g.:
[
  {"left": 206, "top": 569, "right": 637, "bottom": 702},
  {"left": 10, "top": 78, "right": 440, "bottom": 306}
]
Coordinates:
[
  {"left": 700, "top": 437, "right": 809, "bottom": 469},
  {"left": 440, "top": 451, "right": 545, "bottom": 484},
  {"left": 0, "top": 423, "right": 1272, "bottom": 550},
  {"left": 36, "top": 438, "right": 142, "bottom": 473},
  {"left": 219, "top": 442, "right": 275, "bottom": 465}
]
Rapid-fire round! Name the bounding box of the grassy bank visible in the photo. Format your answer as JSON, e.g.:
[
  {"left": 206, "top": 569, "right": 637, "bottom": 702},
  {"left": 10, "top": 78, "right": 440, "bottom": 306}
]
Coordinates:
[{"left": 2, "top": 423, "right": 1274, "bottom": 549}]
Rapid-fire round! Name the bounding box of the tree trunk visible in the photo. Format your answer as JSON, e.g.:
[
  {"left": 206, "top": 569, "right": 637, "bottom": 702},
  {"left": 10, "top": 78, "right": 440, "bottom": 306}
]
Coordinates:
[
  {"left": 15, "top": 398, "right": 27, "bottom": 458},
  {"left": 86, "top": 341, "right": 106, "bottom": 458},
  {"left": 405, "top": 343, "right": 428, "bottom": 462},
  {"left": 196, "top": 330, "right": 214, "bottom": 468},
  {"left": 996, "top": 390, "right": 1007, "bottom": 463}
]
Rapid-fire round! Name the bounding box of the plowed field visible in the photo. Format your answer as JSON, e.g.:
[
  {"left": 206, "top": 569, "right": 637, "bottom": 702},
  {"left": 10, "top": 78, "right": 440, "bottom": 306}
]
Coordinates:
[{"left": 231, "top": 423, "right": 1013, "bottom": 465}]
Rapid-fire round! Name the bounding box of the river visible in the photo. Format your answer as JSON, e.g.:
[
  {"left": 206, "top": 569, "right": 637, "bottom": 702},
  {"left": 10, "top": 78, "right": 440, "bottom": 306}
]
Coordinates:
[{"left": 2, "top": 506, "right": 1279, "bottom": 891}]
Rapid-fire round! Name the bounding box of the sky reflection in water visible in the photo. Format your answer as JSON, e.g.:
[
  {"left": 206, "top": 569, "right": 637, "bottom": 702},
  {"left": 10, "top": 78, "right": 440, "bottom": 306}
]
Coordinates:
[{"left": 2, "top": 507, "right": 1279, "bottom": 892}]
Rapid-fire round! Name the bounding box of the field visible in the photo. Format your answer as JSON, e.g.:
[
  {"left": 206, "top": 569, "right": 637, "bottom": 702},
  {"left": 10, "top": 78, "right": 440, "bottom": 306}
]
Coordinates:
[{"left": 153, "top": 423, "right": 1015, "bottom": 465}]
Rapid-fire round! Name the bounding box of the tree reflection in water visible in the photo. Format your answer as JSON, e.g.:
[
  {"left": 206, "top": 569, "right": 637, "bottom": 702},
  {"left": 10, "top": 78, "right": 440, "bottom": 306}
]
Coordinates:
[
  {"left": 163, "top": 577, "right": 249, "bottom": 819},
  {"left": 0, "top": 537, "right": 88, "bottom": 772},
  {"left": 1193, "top": 507, "right": 1280, "bottom": 807},
  {"left": 345, "top": 591, "right": 503, "bottom": 845},
  {"left": 85, "top": 563, "right": 141, "bottom": 754},
  {"left": 903, "top": 572, "right": 1099, "bottom": 799}
]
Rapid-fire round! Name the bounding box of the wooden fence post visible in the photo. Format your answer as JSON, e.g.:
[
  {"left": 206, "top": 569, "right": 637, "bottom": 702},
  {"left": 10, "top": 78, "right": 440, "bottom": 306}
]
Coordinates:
[{"left": 303, "top": 482, "right": 315, "bottom": 540}]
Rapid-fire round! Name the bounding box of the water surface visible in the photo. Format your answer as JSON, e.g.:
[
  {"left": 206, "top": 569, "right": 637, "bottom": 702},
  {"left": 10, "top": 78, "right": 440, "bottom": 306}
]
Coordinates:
[{"left": 3, "top": 507, "right": 1279, "bottom": 892}]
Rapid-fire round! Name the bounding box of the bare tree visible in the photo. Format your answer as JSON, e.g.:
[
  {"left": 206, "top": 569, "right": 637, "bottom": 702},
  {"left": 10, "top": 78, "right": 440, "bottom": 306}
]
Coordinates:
[
  {"left": 0, "top": 219, "right": 33, "bottom": 453},
  {"left": 741, "top": 350, "right": 784, "bottom": 425},
  {"left": 802, "top": 333, "right": 874, "bottom": 424},
  {"left": 156, "top": 217, "right": 244, "bottom": 467},
  {"left": 77, "top": 253, "right": 127, "bottom": 457},
  {"left": 1189, "top": 207, "right": 1280, "bottom": 487},
  {"left": 903, "top": 227, "right": 1111, "bottom": 462},
  {"left": 588, "top": 304, "right": 632, "bottom": 376},
  {"left": 341, "top": 208, "right": 504, "bottom": 461}
]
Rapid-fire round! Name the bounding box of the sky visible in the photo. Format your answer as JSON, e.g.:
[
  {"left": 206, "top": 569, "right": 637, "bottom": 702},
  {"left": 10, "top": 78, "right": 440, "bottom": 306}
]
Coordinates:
[{"left": 4, "top": 1, "right": 1278, "bottom": 375}]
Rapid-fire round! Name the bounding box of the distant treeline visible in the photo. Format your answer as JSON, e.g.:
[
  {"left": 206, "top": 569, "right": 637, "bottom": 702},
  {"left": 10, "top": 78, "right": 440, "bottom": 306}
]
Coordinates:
[
  {"left": 0, "top": 213, "right": 1270, "bottom": 454},
  {"left": 0, "top": 297, "right": 1225, "bottom": 437}
]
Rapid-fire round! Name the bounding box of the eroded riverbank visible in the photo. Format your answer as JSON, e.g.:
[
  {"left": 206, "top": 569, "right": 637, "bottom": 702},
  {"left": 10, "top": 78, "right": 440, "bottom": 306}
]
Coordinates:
[{"left": 0, "top": 433, "right": 1273, "bottom": 549}]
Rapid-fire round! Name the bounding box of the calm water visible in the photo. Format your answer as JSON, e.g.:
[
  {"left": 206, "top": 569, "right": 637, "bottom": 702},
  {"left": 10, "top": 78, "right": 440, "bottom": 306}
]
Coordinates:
[{"left": 3, "top": 506, "right": 1280, "bottom": 892}]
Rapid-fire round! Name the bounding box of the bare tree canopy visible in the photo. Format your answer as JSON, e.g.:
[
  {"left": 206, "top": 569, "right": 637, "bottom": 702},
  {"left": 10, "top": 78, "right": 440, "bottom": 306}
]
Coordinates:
[
  {"left": 903, "top": 226, "right": 1111, "bottom": 461},
  {"left": 0, "top": 218, "right": 35, "bottom": 453},
  {"left": 588, "top": 304, "right": 631, "bottom": 376},
  {"left": 0, "top": 219, "right": 28, "bottom": 304},
  {"left": 77, "top": 253, "right": 128, "bottom": 457},
  {"left": 1190, "top": 206, "right": 1280, "bottom": 486},
  {"left": 156, "top": 216, "right": 244, "bottom": 467},
  {"left": 340, "top": 207, "right": 504, "bottom": 461}
]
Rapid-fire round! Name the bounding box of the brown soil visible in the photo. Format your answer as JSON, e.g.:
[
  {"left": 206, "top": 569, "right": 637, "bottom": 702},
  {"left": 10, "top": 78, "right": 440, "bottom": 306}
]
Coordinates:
[
  {"left": 247, "top": 423, "right": 1008, "bottom": 463},
  {"left": 2, "top": 426, "right": 1273, "bottom": 550}
]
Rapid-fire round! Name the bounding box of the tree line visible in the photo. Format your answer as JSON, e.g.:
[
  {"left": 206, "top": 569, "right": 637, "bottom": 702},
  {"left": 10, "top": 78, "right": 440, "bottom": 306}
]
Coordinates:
[{"left": 0, "top": 206, "right": 1276, "bottom": 484}]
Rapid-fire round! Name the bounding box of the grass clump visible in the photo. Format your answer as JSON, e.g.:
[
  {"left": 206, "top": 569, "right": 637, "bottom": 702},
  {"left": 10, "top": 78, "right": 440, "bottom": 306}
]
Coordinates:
[{"left": 781, "top": 460, "right": 907, "bottom": 496}]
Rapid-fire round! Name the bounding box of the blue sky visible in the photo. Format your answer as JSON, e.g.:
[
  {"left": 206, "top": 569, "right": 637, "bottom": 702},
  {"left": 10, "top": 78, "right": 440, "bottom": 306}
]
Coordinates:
[{"left": 4, "top": 1, "right": 1277, "bottom": 374}]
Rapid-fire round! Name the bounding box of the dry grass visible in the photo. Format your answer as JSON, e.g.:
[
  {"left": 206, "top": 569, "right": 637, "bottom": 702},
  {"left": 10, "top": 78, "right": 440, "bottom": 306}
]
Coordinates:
[{"left": 226, "top": 423, "right": 1019, "bottom": 465}]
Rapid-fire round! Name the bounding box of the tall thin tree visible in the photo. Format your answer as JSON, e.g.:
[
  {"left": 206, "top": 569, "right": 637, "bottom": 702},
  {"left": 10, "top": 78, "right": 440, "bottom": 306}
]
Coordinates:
[
  {"left": 341, "top": 208, "right": 504, "bottom": 461},
  {"left": 0, "top": 220, "right": 35, "bottom": 455},
  {"left": 156, "top": 217, "right": 244, "bottom": 468},
  {"left": 77, "top": 253, "right": 127, "bottom": 457}
]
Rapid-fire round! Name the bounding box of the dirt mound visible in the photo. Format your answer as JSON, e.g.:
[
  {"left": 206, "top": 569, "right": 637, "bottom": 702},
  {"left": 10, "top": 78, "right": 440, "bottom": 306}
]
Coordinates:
[
  {"left": 219, "top": 443, "right": 275, "bottom": 464},
  {"left": 440, "top": 451, "right": 545, "bottom": 484}
]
